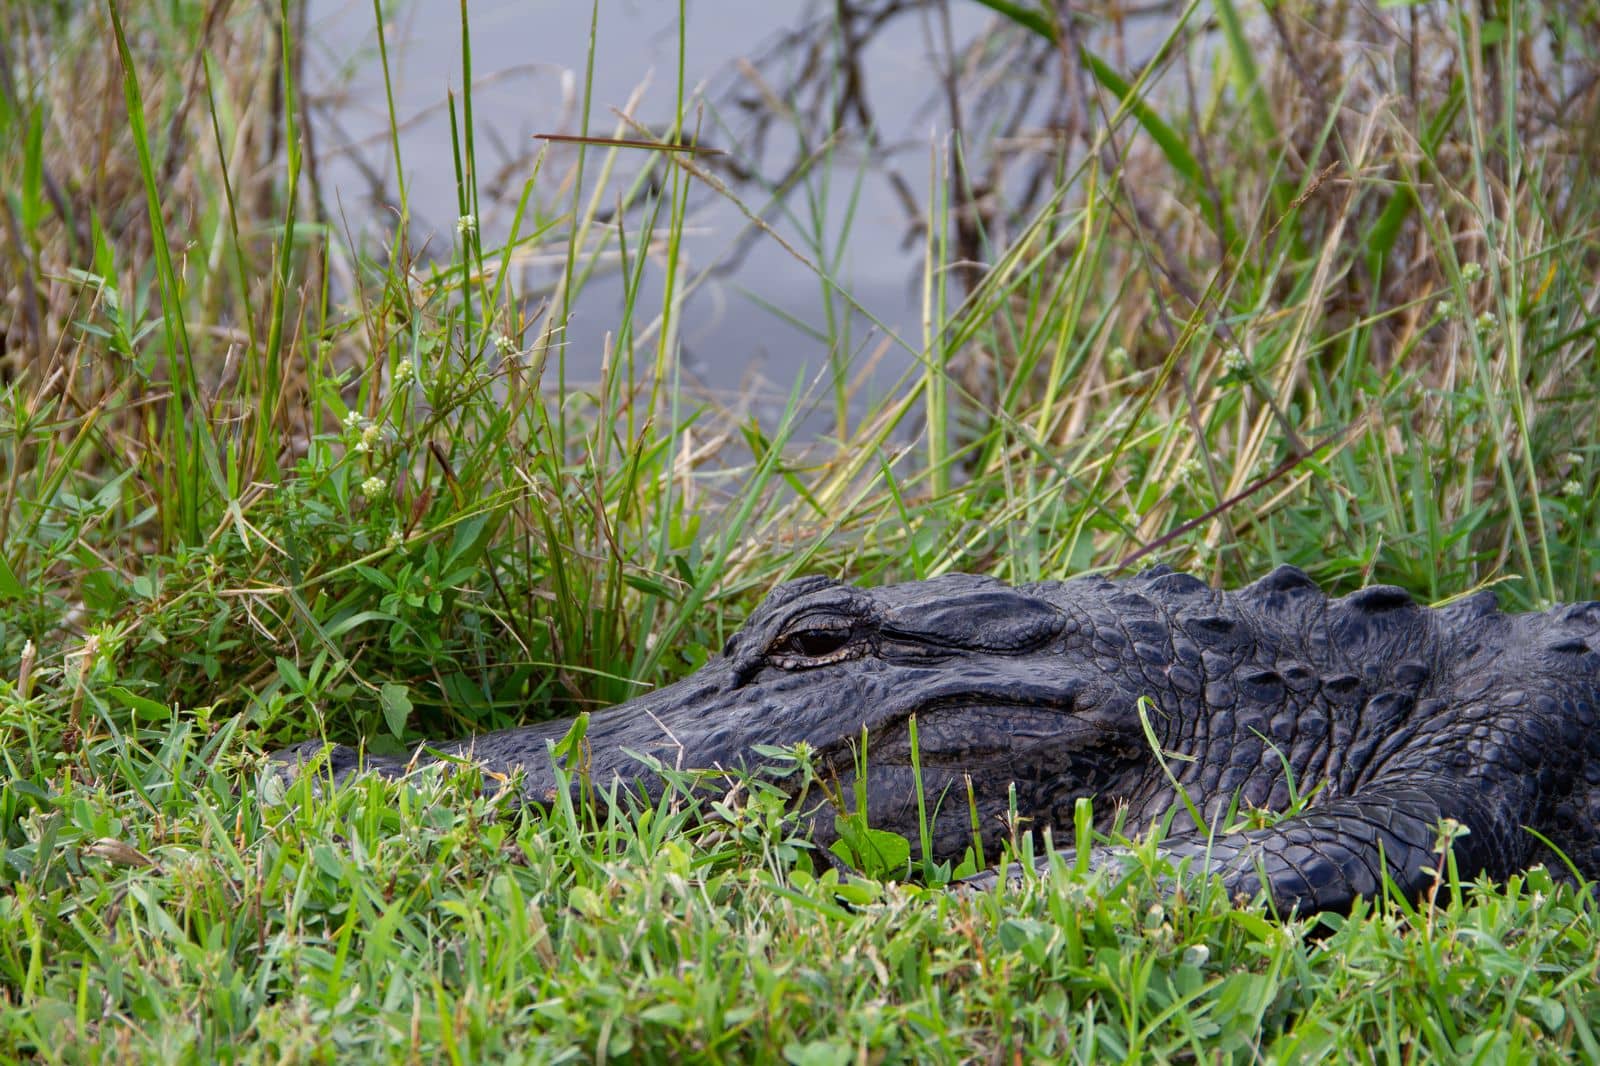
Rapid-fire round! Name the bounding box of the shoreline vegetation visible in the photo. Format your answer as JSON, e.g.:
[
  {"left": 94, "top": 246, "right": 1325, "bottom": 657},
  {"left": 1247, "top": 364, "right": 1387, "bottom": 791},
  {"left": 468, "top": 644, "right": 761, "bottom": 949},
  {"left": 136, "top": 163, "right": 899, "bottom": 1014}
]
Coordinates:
[{"left": 3, "top": 1, "right": 1599, "bottom": 1059}]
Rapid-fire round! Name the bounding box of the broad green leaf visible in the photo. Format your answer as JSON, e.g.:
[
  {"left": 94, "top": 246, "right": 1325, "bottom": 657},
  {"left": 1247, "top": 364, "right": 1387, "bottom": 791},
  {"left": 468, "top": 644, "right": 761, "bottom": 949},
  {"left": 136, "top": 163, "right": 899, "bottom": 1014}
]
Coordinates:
[{"left": 380, "top": 682, "right": 413, "bottom": 739}]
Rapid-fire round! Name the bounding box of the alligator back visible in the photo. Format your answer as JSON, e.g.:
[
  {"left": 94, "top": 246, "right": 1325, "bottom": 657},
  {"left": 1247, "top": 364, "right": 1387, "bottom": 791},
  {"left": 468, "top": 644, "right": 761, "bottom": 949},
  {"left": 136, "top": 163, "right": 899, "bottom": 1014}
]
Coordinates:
[{"left": 1007, "top": 564, "right": 1600, "bottom": 908}]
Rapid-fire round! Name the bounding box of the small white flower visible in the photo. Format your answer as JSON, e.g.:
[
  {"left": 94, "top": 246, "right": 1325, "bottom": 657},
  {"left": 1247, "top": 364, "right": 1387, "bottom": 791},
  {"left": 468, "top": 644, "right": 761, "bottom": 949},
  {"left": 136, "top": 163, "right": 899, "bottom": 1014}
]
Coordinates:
[
  {"left": 393, "top": 361, "right": 413, "bottom": 384},
  {"left": 1461, "top": 262, "right": 1484, "bottom": 283},
  {"left": 457, "top": 214, "right": 477, "bottom": 237},
  {"left": 342, "top": 410, "right": 365, "bottom": 431},
  {"left": 362, "top": 424, "right": 382, "bottom": 448},
  {"left": 1222, "top": 345, "right": 1247, "bottom": 373},
  {"left": 1564, "top": 452, "right": 1584, "bottom": 468},
  {"left": 386, "top": 527, "right": 405, "bottom": 549},
  {"left": 494, "top": 333, "right": 517, "bottom": 355},
  {"left": 361, "top": 476, "right": 387, "bottom": 498},
  {"left": 1563, "top": 479, "right": 1583, "bottom": 497},
  {"left": 1433, "top": 299, "right": 1455, "bottom": 321},
  {"left": 352, "top": 440, "right": 370, "bottom": 455},
  {"left": 1475, "top": 311, "right": 1498, "bottom": 335}
]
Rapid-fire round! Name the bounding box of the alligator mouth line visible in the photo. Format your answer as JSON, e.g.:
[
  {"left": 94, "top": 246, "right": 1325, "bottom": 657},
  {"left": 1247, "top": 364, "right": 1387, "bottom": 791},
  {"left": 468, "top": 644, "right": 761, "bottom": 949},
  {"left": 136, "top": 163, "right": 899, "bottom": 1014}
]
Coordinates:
[{"left": 815, "top": 698, "right": 1123, "bottom": 774}]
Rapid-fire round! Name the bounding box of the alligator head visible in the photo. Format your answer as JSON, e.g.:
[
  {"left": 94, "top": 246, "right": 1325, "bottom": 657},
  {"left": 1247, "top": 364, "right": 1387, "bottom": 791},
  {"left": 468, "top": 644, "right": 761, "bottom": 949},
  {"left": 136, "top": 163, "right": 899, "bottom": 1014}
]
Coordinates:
[{"left": 276, "top": 573, "right": 1156, "bottom": 865}]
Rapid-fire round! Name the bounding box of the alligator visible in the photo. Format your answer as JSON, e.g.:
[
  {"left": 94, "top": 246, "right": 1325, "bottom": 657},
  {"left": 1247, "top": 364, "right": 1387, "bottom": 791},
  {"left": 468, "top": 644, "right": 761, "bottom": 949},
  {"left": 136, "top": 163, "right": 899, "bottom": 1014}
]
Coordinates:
[{"left": 276, "top": 564, "right": 1600, "bottom": 916}]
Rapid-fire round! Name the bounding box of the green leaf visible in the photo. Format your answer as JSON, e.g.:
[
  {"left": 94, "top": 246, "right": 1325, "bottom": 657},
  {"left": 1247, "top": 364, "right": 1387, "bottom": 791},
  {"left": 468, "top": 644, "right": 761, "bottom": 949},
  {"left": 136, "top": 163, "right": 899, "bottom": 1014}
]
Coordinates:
[
  {"left": 1226, "top": 909, "right": 1278, "bottom": 942},
  {"left": 107, "top": 686, "right": 172, "bottom": 722},
  {"left": 20, "top": 105, "right": 45, "bottom": 231},
  {"left": 446, "top": 510, "right": 492, "bottom": 568},
  {"left": 783, "top": 1039, "right": 854, "bottom": 1066},
  {"left": 968, "top": 0, "right": 1054, "bottom": 38},
  {"left": 824, "top": 874, "right": 885, "bottom": 907},
  {"left": 275, "top": 656, "right": 306, "bottom": 694},
  {"left": 0, "top": 552, "right": 24, "bottom": 600},
  {"left": 637, "top": 1003, "right": 687, "bottom": 1025},
  {"left": 323, "top": 610, "right": 398, "bottom": 639},
  {"left": 551, "top": 712, "right": 590, "bottom": 762},
  {"left": 379, "top": 683, "right": 413, "bottom": 739},
  {"left": 622, "top": 572, "right": 678, "bottom": 600},
  {"left": 831, "top": 815, "right": 911, "bottom": 879},
  {"left": 354, "top": 565, "right": 396, "bottom": 592}
]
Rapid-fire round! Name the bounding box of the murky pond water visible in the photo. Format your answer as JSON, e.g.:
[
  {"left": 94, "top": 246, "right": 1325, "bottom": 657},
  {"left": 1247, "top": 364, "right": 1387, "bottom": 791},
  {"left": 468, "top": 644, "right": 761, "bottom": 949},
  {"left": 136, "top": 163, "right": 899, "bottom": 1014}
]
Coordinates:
[{"left": 305, "top": 1, "right": 1004, "bottom": 413}]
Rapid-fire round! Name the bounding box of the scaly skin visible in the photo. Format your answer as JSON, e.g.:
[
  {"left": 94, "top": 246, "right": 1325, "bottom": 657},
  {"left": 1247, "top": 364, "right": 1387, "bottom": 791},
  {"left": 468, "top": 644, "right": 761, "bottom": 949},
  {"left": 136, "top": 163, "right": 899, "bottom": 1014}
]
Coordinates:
[{"left": 276, "top": 565, "right": 1600, "bottom": 915}]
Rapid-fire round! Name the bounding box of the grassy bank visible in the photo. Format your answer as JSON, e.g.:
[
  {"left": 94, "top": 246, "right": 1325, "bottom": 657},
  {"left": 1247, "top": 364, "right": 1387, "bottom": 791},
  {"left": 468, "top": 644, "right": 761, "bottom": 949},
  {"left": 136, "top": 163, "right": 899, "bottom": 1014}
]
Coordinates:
[{"left": 2, "top": 0, "right": 1599, "bottom": 1060}]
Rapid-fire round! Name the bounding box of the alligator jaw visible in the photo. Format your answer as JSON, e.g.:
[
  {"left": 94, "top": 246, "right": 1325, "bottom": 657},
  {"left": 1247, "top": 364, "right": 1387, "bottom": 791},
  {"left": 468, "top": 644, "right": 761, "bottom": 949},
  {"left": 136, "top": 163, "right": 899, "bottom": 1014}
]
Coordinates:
[{"left": 272, "top": 658, "right": 1123, "bottom": 868}]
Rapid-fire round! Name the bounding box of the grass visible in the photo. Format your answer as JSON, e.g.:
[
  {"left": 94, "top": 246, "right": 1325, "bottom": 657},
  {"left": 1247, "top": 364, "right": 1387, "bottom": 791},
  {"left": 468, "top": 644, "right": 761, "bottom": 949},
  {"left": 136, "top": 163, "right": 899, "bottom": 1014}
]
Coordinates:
[{"left": 2, "top": 0, "right": 1599, "bottom": 1060}]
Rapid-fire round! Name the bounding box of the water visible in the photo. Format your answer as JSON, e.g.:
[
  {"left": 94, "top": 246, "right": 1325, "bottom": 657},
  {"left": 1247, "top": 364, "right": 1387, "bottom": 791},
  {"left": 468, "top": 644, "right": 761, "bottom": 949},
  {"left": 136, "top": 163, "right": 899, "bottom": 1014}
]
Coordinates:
[{"left": 304, "top": 0, "right": 1011, "bottom": 419}]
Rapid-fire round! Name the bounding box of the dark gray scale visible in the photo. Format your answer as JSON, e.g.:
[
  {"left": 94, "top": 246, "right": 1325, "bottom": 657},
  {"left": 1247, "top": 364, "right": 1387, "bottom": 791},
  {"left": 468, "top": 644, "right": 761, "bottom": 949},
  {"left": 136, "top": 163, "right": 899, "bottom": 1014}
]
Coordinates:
[
  {"left": 1136, "top": 567, "right": 1214, "bottom": 599},
  {"left": 1241, "top": 564, "right": 1322, "bottom": 602}
]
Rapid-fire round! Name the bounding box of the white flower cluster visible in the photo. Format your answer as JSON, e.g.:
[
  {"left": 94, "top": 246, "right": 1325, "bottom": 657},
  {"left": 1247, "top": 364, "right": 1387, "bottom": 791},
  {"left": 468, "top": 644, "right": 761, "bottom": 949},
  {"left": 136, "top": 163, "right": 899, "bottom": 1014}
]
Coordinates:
[{"left": 343, "top": 410, "right": 388, "bottom": 454}]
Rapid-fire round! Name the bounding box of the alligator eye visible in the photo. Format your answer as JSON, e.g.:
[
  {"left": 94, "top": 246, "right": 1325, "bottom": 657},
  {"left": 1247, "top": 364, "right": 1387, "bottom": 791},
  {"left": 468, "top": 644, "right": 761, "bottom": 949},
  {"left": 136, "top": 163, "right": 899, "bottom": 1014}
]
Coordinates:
[{"left": 776, "top": 627, "right": 852, "bottom": 659}]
